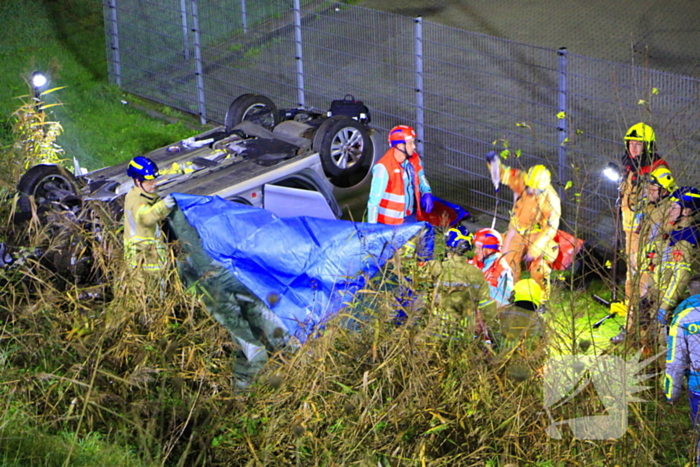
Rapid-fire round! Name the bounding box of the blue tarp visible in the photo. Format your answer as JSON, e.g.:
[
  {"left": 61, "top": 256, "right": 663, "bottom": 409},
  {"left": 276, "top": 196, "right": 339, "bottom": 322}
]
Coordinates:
[{"left": 173, "top": 193, "right": 433, "bottom": 341}]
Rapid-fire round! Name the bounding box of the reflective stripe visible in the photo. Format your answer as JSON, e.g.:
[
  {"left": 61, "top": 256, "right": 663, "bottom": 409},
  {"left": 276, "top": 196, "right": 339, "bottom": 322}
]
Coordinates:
[
  {"left": 127, "top": 211, "right": 137, "bottom": 237},
  {"left": 440, "top": 281, "right": 470, "bottom": 288},
  {"left": 378, "top": 206, "right": 404, "bottom": 218},
  {"left": 430, "top": 307, "right": 467, "bottom": 338},
  {"left": 382, "top": 192, "right": 404, "bottom": 203},
  {"left": 662, "top": 262, "right": 692, "bottom": 307}
]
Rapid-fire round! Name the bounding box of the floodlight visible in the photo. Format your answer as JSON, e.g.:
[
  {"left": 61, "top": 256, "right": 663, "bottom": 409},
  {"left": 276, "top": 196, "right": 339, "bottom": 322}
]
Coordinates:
[
  {"left": 604, "top": 162, "right": 621, "bottom": 183},
  {"left": 31, "top": 72, "right": 47, "bottom": 89}
]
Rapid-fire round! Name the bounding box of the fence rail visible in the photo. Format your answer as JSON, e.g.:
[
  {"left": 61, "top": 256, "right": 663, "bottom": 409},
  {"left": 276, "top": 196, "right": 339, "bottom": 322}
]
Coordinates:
[{"left": 102, "top": 0, "right": 700, "bottom": 246}]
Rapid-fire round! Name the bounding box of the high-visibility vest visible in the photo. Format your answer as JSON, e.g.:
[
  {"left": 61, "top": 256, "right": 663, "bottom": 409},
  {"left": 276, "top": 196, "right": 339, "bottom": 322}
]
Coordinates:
[{"left": 376, "top": 149, "right": 424, "bottom": 225}]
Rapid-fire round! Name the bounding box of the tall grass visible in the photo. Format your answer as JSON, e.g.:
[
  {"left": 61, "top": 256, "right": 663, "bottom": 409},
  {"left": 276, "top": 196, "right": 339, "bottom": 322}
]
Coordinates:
[{"left": 0, "top": 192, "right": 695, "bottom": 465}]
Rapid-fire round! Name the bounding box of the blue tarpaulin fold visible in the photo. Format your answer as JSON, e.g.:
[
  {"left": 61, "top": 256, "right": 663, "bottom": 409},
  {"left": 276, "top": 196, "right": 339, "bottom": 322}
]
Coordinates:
[{"left": 173, "top": 193, "right": 433, "bottom": 340}]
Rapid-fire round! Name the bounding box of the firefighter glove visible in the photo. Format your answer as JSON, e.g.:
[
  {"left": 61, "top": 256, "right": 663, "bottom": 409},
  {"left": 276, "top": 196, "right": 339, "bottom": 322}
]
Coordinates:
[
  {"left": 485, "top": 151, "right": 498, "bottom": 165},
  {"left": 163, "top": 194, "right": 176, "bottom": 209}
]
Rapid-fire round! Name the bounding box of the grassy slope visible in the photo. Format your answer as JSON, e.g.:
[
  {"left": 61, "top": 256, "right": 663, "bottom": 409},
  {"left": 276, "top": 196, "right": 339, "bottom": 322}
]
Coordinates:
[{"left": 0, "top": 0, "right": 203, "bottom": 172}]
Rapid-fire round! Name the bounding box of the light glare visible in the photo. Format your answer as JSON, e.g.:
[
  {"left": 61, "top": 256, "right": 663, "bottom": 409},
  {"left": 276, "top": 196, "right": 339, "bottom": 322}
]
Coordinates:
[
  {"left": 604, "top": 166, "right": 621, "bottom": 182},
  {"left": 31, "top": 72, "right": 47, "bottom": 89}
]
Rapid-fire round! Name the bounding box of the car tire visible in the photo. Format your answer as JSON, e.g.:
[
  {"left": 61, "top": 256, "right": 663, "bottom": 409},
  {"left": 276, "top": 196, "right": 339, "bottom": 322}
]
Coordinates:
[
  {"left": 17, "top": 164, "right": 80, "bottom": 214},
  {"left": 312, "top": 116, "right": 373, "bottom": 181},
  {"left": 225, "top": 94, "right": 280, "bottom": 132}
]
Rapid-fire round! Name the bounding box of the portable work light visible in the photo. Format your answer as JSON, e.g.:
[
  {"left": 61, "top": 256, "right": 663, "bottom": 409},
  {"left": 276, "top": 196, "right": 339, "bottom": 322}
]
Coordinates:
[
  {"left": 31, "top": 71, "right": 48, "bottom": 101},
  {"left": 604, "top": 162, "right": 621, "bottom": 183}
]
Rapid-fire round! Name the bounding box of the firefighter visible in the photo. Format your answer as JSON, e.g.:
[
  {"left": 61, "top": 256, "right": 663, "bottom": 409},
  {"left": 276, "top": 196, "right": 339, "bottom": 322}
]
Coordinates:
[
  {"left": 497, "top": 278, "right": 544, "bottom": 349},
  {"left": 466, "top": 227, "right": 514, "bottom": 307},
  {"left": 655, "top": 187, "right": 700, "bottom": 327},
  {"left": 611, "top": 166, "right": 678, "bottom": 343},
  {"left": 485, "top": 153, "right": 561, "bottom": 304},
  {"left": 123, "top": 156, "right": 176, "bottom": 274},
  {"left": 367, "top": 125, "right": 433, "bottom": 225},
  {"left": 618, "top": 123, "right": 672, "bottom": 303},
  {"left": 425, "top": 227, "right": 497, "bottom": 341}
]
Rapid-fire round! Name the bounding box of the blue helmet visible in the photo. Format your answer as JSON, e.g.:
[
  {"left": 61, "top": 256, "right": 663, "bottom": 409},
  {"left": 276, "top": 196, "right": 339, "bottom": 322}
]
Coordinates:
[
  {"left": 445, "top": 225, "right": 473, "bottom": 255},
  {"left": 127, "top": 156, "right": 159, "bottom": 181},
  {"left": 671, "top": 187, "right": 700, "bottom": 215}
]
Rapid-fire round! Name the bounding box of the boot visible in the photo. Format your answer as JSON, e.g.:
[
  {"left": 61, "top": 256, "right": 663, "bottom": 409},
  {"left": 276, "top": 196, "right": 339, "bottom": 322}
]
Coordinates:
[{"left": 610, "top": 326, "right": 626, "bottom": 344}]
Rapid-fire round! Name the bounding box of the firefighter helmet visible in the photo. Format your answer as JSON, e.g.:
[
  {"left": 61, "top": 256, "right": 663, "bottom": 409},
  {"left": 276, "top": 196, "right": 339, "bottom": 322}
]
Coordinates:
[
  {"left": 388, "top": 125, "right": 417, "bottom": 147},
  {"left": 127, "top": 156, "right": 159, "bottom": 181},
  {"left": 513, "top": 279, "right": 542, "bottom": 307},
  {"left": 624, "top": 122, "right": 656, "bottom": 144},
  {"left": 473, "top": 228, "right": 502, "bottom": 251},
  {"left": 671, "top": 187, "right": 700, "bottom": 215},
  {"left": 445, "top": 225, "right": 473, "bottom": 255},
  {"left": 524, "top": 165, "right": 551, "bottom": 190},
  {"left": 649, "top": 166, "right": 676, "bottom": 192}
]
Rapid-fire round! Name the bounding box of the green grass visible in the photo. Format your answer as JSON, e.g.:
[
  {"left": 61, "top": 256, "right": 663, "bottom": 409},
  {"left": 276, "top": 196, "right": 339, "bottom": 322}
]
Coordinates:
[{"left": 0, "top": 0, "right": 203, "bottom": 172}]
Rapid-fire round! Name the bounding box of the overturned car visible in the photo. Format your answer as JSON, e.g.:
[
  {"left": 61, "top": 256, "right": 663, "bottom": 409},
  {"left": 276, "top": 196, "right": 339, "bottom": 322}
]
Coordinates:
[{"left": 17, "top": 93, "right": 382, "bottom": 223}]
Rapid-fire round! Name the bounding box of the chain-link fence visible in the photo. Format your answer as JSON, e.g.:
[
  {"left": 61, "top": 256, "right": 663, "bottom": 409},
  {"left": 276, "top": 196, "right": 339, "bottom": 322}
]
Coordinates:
[{"left": 102, "top": 0, "right": 700, "bottom": 245}]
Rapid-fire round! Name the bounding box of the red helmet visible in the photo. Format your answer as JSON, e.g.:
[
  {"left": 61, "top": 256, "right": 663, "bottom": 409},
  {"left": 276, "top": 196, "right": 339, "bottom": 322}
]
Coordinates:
[
  {"left": 388, "top": 125, "right": 416, "bottom": 147},
  {"left": 473, "top": 228, "right": 502, "bottom": 251}
]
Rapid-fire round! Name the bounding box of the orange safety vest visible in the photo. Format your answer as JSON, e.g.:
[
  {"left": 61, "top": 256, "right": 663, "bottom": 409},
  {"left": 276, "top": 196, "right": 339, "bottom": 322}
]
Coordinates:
[{"left": 376, "top": 149, "right": 424, "bottom": 225}]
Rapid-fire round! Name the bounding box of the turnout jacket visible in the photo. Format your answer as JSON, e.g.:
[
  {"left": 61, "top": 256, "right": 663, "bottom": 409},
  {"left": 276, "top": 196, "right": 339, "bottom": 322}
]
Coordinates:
[
  {"left": 426, "top": 255, "right": 497, "bottom": 335},
  {"left": 665, "top": 295, "right": 700, "bottom": 401},
  {"left": 638, "top": 196, "right": 674, "bottom": 273},
  {"left": 620, "top": 155, "right": 669, "bottom": 232},
  {"left": 499, "top": 163, "right": 561, "bottom": 258},
  {"left": 658, "top": 216, "right": 700, "bottom": 312},
  {"left": 123, "top": 185, "right": 173, "bottom": 271}
]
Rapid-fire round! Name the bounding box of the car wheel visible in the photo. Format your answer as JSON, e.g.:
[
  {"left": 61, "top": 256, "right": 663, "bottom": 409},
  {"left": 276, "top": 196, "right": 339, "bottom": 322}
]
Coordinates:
[
  {"left": 312, "top": 116, "right": 373, "bottom": 181},
  {"left": 17, "top": 164, "right": 81, "bottom": 214},
  {"left": 225, "top": 94, "right": 280, "bottom": 132}
]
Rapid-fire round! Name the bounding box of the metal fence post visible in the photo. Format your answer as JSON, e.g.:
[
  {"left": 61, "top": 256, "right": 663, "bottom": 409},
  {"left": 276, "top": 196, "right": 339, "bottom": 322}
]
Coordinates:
[
  {"left": 241, "top": 0, "right": 248, "bottom": 34},
  {"left": 180, "top": 0, "right": 190, "bottom": 60},
  {"left": 107, "top": 0, "right": 121, "bottom": 87},
  {"left": 293, "top": 0, "right": 305, "bottom": 108},
  {"left": 557, "top": 47, "right": 568, "bottom": 199},
  {"left": 415, "top": 16, "right": 424, "bottom": 156},
  {"left": 190, "top": 0, "right": 207, "bottom": 124}
]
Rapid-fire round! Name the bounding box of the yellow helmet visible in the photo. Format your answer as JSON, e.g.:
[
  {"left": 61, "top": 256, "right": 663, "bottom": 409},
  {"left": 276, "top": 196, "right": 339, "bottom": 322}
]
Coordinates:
[
  {"left": 524, "top": 165, "right": 551, "bottom": 190},
  {"left": 624, "top": 122, "right": 656, "bottom": 144},
  {"left": 513, "top": 279, "right": 542, "bottom": 307},
  {"left": 649, "top": 166, "right": 676, "bottom": 192}
]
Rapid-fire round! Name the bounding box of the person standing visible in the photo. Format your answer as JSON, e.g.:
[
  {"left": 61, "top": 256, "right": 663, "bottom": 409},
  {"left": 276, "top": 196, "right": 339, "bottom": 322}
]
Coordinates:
[
  {"left": 611, "top": 166, "right": 677, "bottom": 343},
  {"left": 123, "top": 156, "right": 176, "bottom": 274},
  {"left": 367, "top": 125, "right": 433, "bottom": 225},
  {"left": 618, "top": 123, "right": 672, "bottom": 303},
  {"left": 486, "top": 153, "right": 561, "bottom": 304}
]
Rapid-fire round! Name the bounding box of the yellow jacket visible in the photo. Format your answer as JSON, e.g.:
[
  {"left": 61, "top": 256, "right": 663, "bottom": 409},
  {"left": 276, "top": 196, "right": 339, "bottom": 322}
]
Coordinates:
[
  {"left": 123, "top": 185, "right": 172, "bottom": 271},
  {"left": 500, "top": 163, "right": 561, "bottom": 257}
]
